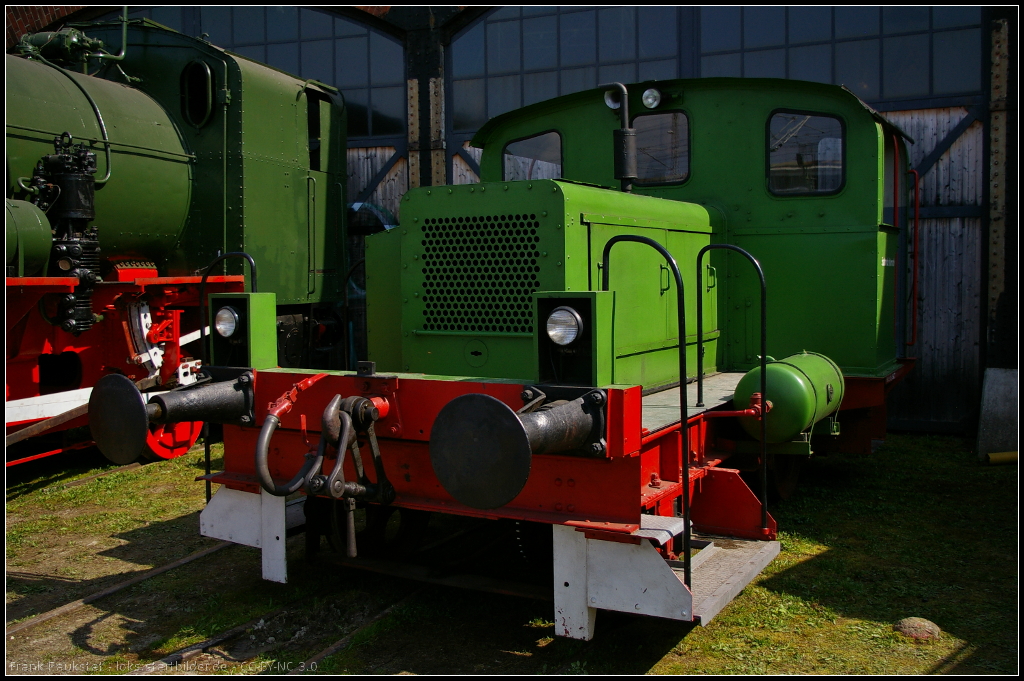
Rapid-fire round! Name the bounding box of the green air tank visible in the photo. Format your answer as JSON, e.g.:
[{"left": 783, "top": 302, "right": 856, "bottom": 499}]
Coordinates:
[
  {"left": 6, "top": 199, "right": 53, "bottom": 276},
  {"left": 733, "top": 351, "right": 844, "bottom": 443},
  {"left": 5, "top": 54, "right": 191, "bottom": 265}
]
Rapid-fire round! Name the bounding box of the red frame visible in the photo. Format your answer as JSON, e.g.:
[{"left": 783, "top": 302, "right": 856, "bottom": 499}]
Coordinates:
[
  {"left": 6, "top": 274, "right": 245, "bottom": 461},
  {"left": 206, "top": 370, "right": 777, "bottom": 546}
]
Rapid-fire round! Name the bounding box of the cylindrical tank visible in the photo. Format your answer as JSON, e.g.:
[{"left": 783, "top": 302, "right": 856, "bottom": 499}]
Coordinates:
[
  {"left": 5, "top": 55, "right": 191, "bottom": 269},
  {"left": 6, "top": 199, "right": 53, "bottom": 276},
  {"left": 733, "top": 351, "right": 844, "bottom": 443}
]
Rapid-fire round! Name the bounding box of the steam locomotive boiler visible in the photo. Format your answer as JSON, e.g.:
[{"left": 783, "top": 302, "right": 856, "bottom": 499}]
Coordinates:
[
  {"left": 90, "top": 76, "right": 916, "bottom": 639},
  {"left": 6, "top": 17, "right": 347, "bottom": 464}
]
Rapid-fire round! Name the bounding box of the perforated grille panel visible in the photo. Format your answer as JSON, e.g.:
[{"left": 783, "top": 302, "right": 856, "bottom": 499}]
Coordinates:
[{"left": 419, "top": 213, "right": 544, "bottom": 334}]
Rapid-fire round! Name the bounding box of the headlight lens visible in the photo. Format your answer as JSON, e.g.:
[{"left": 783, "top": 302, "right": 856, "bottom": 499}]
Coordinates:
[
  {"left": 546, "top": 306, "right": 583, "bottom": 346},
  {"left": 641, "top": 88, "right": 662, "bottom": 109},
  {"left": 214, "top": 306, "right": 239, "bottom": 337}
]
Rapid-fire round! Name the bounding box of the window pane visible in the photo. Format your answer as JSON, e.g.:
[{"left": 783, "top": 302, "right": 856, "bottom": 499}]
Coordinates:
[
  {"left": 768, "top": 113, "right": 843, "bottom": 194},
  {"left": 524, "top": 71, "right": 559, "bottom": 105},
  {"left": 370, "top": 32, "right": 404, "bottom": 86},
  {"left": 789, "top": 44, "right": 831, "bottom": 84},
  {"left": 335, "top": 18, "right": 365, "bottom": 37},
  {"left": 599, "top": 7, "right": 636, "bottom": 63},
  {"left": 452, "top": 79, "right": 487, "bottom": 131},
  {"left": 599, "top": 63, "right": 636, "bottom": 85},
  {"left": 489, "top": 7, "right": 521, "bottom": 21},
  {"left": 933, "top": 29, "right": 981, "bottom": 94},
  {"left": 635, "top": 113, "right": 689, "bottom": 184},
  {"left": 745, "top": 49, "right": 785, "bottom": 78},
  {"left": 336, "top": 37, "right": 368, "bottom": 88},
  {"left": 701, "top": 53, "right": 741, "bottom": 78},
  {"left": 560, "top": 10, "right": 596, "bottom": 67},
  {"left": 233, "top": 44, "right": 265, "bottom": 63},
  {"left": 883, "top": 7, "right": 929, "bottom": 34},
  {"left": 882, "top": 34, "right": 929, "bottom": 99},
  {"left": 701, "top": 7, "right": 740, "bottom": 53},
  {"left": 151, "top": 7, "right": 183, "bottom": 33},
  {"left": 201, "top": 7, "right": 232, "bottom": 47},
  {"left": 523, "top": 7, "right": 557, "bottom": 17},
  {"left": 488, "top": 75, "right": 521, "bottom": 118},
  {"left": 371, "top": 86, "right": 405, "bottom": 135},
  {"left": 744, "top": 7, "right": 785, "bottom": 49},
  {"left": 835, "top": 40, "right": 879, "bottom": 100},
  {"left": 232, "top": 7, "right": 264, "bottom": 44},
  {"left": 343, "top": 89, "right": 369, "bottom": 137},
  {"left": 487, "top": 20, "right": 521, "bottom": 75},
  {"left": 452, "top": 24, "right": 485, "bottom": 78},
  {"left": 523, "top": 17, "right": 557, "bottom": 70},
  {"left": 789, "top": 6, "right": 831, "bottom": 44},
  {"left": 933, "top": 7, "right": 980, "bottom": 29},
  {"left": 560, "top": 66, "right": 596, "bottom": 95},
  {"left": 637, "top": 7, "right": 677, "bottom": 60},
  {"left": 267, "top": 7, "right": 299, "bottom": 42},
  {"left": 300, "top": 8, "right": 333, "bottom": 39},
  {"left": 835, "top": 7, "right": 879, "bottom": 39},
  {"left": 301, "top": 39, "right": 333, "bottom": 85},
  {"left": 267, "top": 42, "right": 299, "bottom": 76},
  {"left": 640, "top": 59, "right": 677, "bottom": 81},
  {"left": 503, "top": 132, "right": 562, "bottom": 181}
]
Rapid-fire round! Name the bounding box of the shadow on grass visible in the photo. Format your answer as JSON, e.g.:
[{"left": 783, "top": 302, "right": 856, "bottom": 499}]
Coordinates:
[
  {"left": 755, "top": 434, "right": 1017, "bottom": 674},
  {"left": 5, "top": 444, "right": 124, "bottom": 502}
]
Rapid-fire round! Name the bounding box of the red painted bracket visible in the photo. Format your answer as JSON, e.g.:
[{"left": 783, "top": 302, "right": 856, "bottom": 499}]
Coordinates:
[{"left": 690, "top": 467, "right": 777, "bottom": 540}]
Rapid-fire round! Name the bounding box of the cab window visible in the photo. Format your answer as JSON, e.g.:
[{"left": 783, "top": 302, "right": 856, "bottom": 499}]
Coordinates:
[
  {"left": 634, "top": 112, "right": 690, "bottom": 185},
  {"left": 768, "top": 112, "right": 843, "bottom": 195},
  {"left": 502, "top": 131, "right": 562, "bottom": 181}
]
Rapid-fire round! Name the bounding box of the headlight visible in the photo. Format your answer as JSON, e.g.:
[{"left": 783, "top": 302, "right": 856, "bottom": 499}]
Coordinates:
[
  {"left": 546, "top": 306, "right": 583, "bottom": 346},
  {"left": 641, "top": 88, "right": 662, "bottom": 109},
  {"left": 215, "top": 306, "right": 239, "bottom": 337}
]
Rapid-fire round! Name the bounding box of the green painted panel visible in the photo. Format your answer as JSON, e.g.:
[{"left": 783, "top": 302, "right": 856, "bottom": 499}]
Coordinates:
[
  {"left": 370, "top": 179, "right": 715, "bottom": 390},
  {"left": 365, "top": 228, "right": 403, "bottom": 371}
]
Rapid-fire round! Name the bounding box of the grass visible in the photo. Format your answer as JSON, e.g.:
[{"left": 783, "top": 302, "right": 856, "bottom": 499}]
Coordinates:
[{"left": 4, "top": 433, "right": 1018, "bottom": 674}]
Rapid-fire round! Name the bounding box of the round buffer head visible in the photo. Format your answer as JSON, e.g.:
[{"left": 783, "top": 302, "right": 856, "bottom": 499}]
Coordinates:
[
  {"left": 89, "top": 373, "right": 149, "bottom": 465},
  {"left": 429, "top": 393, "right": 532, "bottom": 510}
]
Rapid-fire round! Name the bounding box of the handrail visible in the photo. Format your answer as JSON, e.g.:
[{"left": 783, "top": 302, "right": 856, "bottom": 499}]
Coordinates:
[
  {"left": 601, "top": 234, "right": 691, "bottom": 587},
  {"left": 695, "top": 244, "right": 769, "bottom": 532}
]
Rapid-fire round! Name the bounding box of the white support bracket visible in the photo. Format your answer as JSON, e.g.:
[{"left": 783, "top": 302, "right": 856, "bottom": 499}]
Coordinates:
[
  {"left": 199, "top": 487, "right": 288, "bottom": 583},
  {"left": 552, "top": 524, "right": 693, "bottom": 640}
]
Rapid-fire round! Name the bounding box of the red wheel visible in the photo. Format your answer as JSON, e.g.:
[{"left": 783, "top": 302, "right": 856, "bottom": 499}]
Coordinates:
[{"left": 144, "top": 421, "right": 203, "bottom": 460}]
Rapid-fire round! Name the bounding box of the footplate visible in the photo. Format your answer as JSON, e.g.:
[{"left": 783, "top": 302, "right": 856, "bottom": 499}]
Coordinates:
[{"left": 682, "top": 534, "right": 781, "bottom": 626}]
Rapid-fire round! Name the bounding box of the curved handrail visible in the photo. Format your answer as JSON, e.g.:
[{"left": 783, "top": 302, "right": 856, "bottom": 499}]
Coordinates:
[
  {"left": 601, "top": 234, "right": 692, "bottom": 587},
  {"left": 695, "top": 244, "right": 769, "bottom": 531}
]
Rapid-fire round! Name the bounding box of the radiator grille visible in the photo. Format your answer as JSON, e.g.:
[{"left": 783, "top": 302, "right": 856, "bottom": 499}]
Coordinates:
[{"left": 419, "top": 213, "right": 544, "bottom": 334}]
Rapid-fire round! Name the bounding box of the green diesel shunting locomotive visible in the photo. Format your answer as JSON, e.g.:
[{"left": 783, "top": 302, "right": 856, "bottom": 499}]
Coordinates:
[{"left": 366, "top": 78, "right": 914, "bottom": 459}]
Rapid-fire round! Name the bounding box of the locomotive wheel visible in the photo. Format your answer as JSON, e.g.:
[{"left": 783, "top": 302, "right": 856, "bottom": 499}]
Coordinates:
[{"left": 142, "top": 421, "right": 203, "bottom": 461}]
